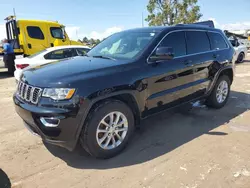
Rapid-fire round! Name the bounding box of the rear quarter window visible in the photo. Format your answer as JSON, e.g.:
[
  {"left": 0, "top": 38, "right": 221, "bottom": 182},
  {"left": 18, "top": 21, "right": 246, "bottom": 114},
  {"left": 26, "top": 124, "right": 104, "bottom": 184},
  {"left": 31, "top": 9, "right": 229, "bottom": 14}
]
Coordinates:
[
  {"left": 186, "top": 31, "right": 210, "bottom": 54},
  {"left": 208, "top": 32, "right": 228, "bottom": 50},
  {"left": 27, "top": 26, "right": 44, "bottom": 40}
]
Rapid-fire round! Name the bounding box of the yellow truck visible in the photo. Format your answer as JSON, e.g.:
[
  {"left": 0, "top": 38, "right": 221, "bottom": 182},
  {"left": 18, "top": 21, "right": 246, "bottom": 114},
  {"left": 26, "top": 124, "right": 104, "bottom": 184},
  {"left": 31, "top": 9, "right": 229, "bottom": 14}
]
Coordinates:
[
  {"left": 0, "top": 16, "right": 82, "bottom": 73},
  {"left": 1, "top": 16, "right": 82, "bottom": 56}
]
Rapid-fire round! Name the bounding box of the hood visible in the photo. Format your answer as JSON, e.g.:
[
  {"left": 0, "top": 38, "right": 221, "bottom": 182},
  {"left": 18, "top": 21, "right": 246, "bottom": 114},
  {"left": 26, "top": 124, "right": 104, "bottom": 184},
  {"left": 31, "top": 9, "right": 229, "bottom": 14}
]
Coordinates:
[{"left": 21, "top": 56, "right": 129, "bottom": 87}]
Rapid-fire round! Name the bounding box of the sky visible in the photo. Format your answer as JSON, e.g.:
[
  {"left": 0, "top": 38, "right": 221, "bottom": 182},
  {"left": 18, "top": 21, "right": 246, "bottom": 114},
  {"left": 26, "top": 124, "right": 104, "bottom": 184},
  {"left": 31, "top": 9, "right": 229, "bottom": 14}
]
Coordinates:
[{"left": 0, "top": 0, "right": 250, "bottom": 40}]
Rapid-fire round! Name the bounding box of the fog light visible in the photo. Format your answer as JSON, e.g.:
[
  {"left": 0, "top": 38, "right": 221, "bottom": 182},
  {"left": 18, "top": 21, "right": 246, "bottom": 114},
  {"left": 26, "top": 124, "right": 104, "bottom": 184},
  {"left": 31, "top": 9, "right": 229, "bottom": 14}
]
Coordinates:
[{"left": 40, "top": 117, "right": 60, "bottom": 127}]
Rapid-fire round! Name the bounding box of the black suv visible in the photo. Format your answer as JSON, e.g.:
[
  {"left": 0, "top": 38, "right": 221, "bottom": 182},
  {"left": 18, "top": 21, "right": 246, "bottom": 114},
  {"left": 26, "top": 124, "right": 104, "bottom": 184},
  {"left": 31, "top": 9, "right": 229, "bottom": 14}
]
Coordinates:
[{"left": 14, "top": 22, "right": 235, "bottom": 159}]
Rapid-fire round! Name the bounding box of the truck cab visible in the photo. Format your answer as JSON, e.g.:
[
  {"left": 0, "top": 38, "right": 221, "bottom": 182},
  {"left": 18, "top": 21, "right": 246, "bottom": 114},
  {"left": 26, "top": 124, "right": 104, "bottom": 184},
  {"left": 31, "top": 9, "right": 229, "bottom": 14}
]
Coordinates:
[{"left": 1, "top": 16, "right": 82, "bottom": 57}]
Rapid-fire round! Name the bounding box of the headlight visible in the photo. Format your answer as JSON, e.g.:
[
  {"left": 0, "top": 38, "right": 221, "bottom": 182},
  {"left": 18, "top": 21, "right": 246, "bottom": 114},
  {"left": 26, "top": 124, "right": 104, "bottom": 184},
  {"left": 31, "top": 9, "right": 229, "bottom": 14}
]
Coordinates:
[{"left": 42, "top": 88, "right": 75, "bottom": 100}]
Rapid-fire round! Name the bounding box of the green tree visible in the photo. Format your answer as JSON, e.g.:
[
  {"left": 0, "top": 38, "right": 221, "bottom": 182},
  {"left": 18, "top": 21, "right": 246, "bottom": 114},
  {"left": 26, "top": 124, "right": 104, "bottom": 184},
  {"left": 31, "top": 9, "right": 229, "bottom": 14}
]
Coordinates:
[
  {"left": 96, "top": 39, "right": 101, "bottom": 44},
  {"left": 145, "top": 0, "right": 202, "bottom": 26},
  {"left": 89, "top": 38, "right": 95, "bottom": 45},
  {"left": 82, "top": 37, "right": 89, "bottom": 43}
]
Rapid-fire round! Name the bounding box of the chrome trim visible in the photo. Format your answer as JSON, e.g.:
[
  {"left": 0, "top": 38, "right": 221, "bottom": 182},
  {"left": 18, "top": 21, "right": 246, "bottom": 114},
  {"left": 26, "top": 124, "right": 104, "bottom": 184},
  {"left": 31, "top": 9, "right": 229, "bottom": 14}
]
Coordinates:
[
  {"left": 147, "top": 29, "right": 230, "bottom": 64},
  {"left": 40, "top": 117, "right": 60, "bottom": 127},
  {"left": 17, "top": 82, "right": 42, "bottom": 104}
]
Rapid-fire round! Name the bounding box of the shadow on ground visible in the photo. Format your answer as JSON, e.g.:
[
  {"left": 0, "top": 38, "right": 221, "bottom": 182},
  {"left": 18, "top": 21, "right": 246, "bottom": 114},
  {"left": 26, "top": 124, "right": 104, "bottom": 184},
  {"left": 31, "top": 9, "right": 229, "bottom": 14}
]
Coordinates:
[
  {"left": 0, "top": 169, "right": 11, "bottom": 188},
  {"left": 0, "top": 71, "right": 12, "bottom": 79},
  {"left": 45, "top": 90, "right": 250, "bottom": 169}
]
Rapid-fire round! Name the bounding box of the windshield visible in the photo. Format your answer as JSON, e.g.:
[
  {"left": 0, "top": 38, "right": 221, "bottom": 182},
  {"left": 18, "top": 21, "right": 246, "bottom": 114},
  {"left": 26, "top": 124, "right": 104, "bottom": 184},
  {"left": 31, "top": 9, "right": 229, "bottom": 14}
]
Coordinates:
[
  {"left": 87, "top": 31, "right": 157, "bottom": 60},
  {"left": 27, "top": 49, "right": 47, "bottom": 58}
]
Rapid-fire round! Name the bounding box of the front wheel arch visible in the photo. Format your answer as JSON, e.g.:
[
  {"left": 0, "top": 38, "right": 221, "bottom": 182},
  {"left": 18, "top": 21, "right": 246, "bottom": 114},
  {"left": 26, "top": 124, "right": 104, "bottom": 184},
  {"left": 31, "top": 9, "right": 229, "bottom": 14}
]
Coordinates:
[{"left": 75, "top": 92, "right": 141, "bottom": 147}]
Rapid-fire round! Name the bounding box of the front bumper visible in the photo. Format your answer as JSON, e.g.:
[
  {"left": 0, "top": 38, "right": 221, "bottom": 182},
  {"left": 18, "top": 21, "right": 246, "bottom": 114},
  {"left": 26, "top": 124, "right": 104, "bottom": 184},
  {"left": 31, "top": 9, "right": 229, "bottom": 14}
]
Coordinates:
[
  {"left": 14, "top": 69, "right": 22, "bottom": 81},
  {"left": 13, "top": 94, "right": 84, "bottom": 151}
]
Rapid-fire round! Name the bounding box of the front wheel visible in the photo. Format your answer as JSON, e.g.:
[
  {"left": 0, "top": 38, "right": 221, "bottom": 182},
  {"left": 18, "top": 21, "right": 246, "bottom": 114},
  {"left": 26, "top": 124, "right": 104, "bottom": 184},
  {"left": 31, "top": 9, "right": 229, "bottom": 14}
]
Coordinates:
[
  {"left": 80, "top": 100, "right": 135, "bottom": 159},
  {"left": 206, "top": 75, "right": 231, "bottom": 109}
]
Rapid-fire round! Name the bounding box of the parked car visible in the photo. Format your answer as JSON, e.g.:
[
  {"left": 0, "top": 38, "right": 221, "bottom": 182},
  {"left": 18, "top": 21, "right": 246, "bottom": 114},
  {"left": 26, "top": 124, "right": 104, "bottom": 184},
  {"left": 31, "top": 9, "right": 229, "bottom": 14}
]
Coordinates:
[
  {"left": 229, "top": 38, "right": 248, "bottom": 63},
  {"left": 14, "top": 23, "right": 235, "bottom": 159},
  {"left": 14, "top": 45, "right": 90, "bottom": 81}
]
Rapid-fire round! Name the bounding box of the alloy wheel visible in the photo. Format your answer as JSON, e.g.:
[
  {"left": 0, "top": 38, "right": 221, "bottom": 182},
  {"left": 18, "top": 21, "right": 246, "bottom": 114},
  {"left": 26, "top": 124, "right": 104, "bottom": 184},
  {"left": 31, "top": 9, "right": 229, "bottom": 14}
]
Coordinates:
[
  {"left": 96, "top": 111, "right": 128, "bottom": 150},
  {"left": 216, "top": 80, "right": 229, "bottom": 104}
]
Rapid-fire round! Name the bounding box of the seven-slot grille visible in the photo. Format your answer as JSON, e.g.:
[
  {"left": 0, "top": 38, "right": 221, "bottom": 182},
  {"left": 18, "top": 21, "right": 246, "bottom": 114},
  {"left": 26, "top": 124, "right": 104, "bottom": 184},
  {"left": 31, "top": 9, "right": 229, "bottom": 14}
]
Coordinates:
[{"left": 17, "top": 82, "right": 42, "bottom": 104}]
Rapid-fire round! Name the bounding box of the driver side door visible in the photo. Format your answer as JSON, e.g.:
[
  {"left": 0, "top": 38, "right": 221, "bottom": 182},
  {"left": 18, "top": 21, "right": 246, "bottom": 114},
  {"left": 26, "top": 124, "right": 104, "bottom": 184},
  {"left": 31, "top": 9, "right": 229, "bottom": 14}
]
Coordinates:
[{"left": 145, "top": 31, "right": 195, "bottom": 114}]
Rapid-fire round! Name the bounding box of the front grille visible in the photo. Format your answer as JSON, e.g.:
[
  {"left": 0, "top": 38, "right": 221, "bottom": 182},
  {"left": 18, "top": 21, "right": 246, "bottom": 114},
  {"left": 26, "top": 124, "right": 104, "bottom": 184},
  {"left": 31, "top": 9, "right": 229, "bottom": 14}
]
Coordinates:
[{"left": 17, "top": 81, "right": 42, "bottom": 104}]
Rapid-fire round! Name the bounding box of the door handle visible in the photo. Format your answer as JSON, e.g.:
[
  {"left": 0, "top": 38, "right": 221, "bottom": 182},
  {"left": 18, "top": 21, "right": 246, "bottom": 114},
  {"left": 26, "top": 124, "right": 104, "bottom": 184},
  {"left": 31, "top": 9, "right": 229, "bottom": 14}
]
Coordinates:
[
  {"left": 184, "top": 60, "right": 192, "bottom": 65},
  {"left": 28, "top": 43, "right": 32, "bottom": 49},
  {"left": 50, "top": 43, "right": 54, "bottom": 47},
  {"left": 213, "top": 54, "right": 219, "bottom": 58}
]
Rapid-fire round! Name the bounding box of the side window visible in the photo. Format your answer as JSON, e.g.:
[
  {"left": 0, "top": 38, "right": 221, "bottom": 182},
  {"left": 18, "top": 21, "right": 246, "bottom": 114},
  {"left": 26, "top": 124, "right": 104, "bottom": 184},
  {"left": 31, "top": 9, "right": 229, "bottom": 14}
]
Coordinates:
[
  {"left": 27, "top": 26, "right": 44, "bottom": 40},
  {"left": 186, "top": 31, "right": 210, "bottom": 54},
  {"left": 76, "top": 48, "right": 90, "bottom": 56},
  {"left": 44, "top": 49, "right": 77, "bottom": 60},
  {"left": 50, "top": 27, "right": 64, "bottom": 39},
  {"left": 208, "top": 32, "right": 228, "bottom": 50},
  {"left": 159, "top": 31, "right": 186, "bottom": 57}
]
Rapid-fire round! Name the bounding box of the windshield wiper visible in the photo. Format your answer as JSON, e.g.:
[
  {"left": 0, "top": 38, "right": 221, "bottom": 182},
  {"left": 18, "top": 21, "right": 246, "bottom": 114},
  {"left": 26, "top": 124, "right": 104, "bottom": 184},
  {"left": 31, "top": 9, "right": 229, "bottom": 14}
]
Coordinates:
[{"left": 91, "top": 55, "right": 116, "bottom": 60}]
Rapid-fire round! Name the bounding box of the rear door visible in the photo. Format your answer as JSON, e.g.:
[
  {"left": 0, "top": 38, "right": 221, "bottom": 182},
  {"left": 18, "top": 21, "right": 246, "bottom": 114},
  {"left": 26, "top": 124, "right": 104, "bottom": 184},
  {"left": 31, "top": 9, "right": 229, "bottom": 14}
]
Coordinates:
[
  {"left": 23, "top": 24, "right": 49, "bottom": 55},
  {"left": 185, "top": 30, "right": 213, "bottom": 97}
]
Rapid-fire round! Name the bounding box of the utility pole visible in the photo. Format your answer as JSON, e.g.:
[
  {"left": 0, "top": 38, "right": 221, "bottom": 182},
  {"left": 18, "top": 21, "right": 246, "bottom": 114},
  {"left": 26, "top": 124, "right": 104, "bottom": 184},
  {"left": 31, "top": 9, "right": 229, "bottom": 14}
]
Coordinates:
[
  {"left": 142, "top": 12, "right": 144, "bottom": 27},
  {"left": 76, "top": 29, "right": 78, "bottom": 40},
  {"left": 13, "top": 8, "right": 16, "bottom": 17}
]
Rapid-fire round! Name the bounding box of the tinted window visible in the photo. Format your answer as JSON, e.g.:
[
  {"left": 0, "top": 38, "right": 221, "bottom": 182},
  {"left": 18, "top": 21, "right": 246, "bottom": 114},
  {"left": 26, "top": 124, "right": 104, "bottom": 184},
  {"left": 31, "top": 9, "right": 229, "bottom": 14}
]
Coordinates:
[
  {"left": 208, "top": 32, "right": 228, "bottom": 50},
  {"left": 44, "top": 49, "right": 77, "bottom": 60},
  {"left": 27, "top": 26, "right": 44, "bottom": 40},
  {"left": 186, "top": 31, "right": 210, "bottom": 54},
  {"left": 50, "top": 27, "right": 64, "bottom": 39},
  {"left": 159, "top": 31, "right": 186, "bottom": 57},
  {"left": 76, "top": 48, "right": 90, "bottom": 56}
]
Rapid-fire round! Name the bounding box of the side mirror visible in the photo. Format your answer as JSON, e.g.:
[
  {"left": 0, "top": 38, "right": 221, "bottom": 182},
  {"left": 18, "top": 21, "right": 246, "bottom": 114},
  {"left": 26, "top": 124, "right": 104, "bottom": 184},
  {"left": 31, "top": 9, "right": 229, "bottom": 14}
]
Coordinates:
[{"left": 150, "top": 47, "right": 174, "bottom": 62}]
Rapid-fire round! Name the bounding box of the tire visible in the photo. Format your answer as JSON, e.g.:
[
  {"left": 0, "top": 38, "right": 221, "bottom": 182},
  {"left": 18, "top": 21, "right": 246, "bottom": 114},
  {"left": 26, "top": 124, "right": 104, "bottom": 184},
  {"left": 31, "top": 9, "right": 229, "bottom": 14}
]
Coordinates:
[
  {"left": 206, "top": 75, "right": 231, "bottom": 109},
  {"left": 80, "top": 100, "right": 135, "bottom": 159},
  {"left": 237, "top": 52, "right": 245, "bottom": 63}
]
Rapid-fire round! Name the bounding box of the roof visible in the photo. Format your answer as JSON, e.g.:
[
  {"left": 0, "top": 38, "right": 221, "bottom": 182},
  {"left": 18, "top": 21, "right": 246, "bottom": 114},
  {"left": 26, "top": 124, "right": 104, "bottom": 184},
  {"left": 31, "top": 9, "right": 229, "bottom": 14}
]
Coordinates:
[
  {"left": 123, "top": 26, "right": 167, "bottom": 33},
  {"left": 45, "top": 45, "right": 91, "bottom": 52},
  {"left": 17, "top": 19, "right": 62, "bottom": 25},
  {"left": 120, "top": 23, "right": 220, "bottom": 34}
]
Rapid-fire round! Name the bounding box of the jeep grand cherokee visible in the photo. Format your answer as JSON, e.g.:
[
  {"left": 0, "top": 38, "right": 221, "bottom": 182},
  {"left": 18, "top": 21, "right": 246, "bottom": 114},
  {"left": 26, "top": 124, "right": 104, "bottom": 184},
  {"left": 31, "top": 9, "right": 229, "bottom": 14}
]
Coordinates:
[{"left": 14, "top": 22, "right": 235, "bottom": 159}]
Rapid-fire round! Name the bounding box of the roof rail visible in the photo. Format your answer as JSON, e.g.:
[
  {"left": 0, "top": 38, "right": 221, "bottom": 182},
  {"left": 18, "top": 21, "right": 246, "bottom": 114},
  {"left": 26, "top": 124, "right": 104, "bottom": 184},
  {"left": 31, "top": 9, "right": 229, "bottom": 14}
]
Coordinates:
[
  {"left": 176, "top": 20, "right": 215, "bottom": 28},
  {"left": 193, "top": 20, "right": 215, "bottom": 28}
]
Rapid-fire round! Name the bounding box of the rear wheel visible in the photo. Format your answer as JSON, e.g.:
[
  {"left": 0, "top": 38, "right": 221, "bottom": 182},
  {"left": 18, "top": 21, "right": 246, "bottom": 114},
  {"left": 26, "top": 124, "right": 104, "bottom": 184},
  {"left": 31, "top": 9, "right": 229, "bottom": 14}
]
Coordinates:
[
  {"left": 80, "top": 100, "right": 135, "bottom": 159},
  {"left": 206, "top": 75, "right": 231, "bottom": 109},
  {"left": 237, "top": 52, "right": 245, "bottom": 63}
]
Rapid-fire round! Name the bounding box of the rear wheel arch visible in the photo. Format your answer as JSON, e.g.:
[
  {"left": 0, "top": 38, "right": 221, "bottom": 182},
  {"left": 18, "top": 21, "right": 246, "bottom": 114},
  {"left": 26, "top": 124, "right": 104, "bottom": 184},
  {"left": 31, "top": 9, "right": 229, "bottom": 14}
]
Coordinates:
[{"left": 219, "top": 68, "right": 233, "bottom": 85}]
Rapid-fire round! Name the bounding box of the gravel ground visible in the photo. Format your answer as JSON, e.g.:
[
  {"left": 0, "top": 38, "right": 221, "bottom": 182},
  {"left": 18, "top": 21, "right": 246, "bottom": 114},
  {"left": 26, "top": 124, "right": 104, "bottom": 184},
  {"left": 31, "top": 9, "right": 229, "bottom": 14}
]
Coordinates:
[{"left": 1, "top": 55, "right": 250, "bottom": 188}]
